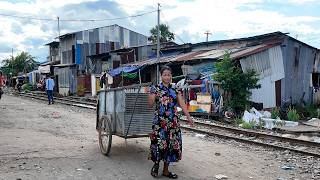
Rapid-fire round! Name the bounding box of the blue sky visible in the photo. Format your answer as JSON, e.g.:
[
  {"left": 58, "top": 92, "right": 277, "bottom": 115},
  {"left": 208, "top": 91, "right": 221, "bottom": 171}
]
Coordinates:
[{"left": 0, "top": 0, "right": 319, "bottom": 63}]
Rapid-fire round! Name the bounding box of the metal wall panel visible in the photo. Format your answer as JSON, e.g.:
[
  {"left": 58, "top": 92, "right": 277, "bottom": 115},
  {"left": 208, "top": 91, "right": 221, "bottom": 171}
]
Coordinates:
[
  {"left": 269, "top": 46, "right": 285, "bottom": 81},
  {"left": 282, "top": 38, "right": 314, "bottom": 105},
  {"left": 250, "top": 75, "right": 276, "bottom": 108},
  {"left": 240, "top": 49, "right": 272, "bottom": 79},
  {"left": 240, "top": 45, "right": 285, "bottom": 108},
  {"left": 313, "top": 52, "right": 320, "bottom": 73}
]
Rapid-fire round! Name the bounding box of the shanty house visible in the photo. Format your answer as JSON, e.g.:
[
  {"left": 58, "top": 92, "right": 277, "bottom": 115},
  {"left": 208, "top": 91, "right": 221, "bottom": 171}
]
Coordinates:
[
  {"left": 114, "top": 32, "right": 320, "bottom": 109},
  {"left": 53, "top": 24, "right": 148, "bottom": 95}
]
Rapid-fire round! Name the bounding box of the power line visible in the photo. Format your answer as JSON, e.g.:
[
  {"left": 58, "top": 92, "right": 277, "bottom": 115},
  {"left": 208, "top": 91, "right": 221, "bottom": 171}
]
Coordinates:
[
  {"left": 160, "top": 11, "right": 186, "bottom": 44},
  {"left": 0, "top": 10, "right": 157, "bottom": 22}
]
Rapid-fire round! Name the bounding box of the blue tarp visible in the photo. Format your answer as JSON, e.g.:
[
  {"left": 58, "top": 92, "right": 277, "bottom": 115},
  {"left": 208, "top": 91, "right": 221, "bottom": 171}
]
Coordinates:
[
  {"left": 107, "top": 51, "right": 181, "bottom": 77},
  {"left": 108, "top": 65, "right": 143, "bottom": 77},
  {"left": 75, "top": 43, "right": 81, "bottom": 65},
  {"left": 28, "top": 73, "right": 32, "bottom": 83}
]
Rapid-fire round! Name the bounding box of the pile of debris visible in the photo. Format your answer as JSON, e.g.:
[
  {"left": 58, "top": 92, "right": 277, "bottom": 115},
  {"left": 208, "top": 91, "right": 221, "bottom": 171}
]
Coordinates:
[{"left": 242, "top": 108, "right": 298, "bottom": 129}]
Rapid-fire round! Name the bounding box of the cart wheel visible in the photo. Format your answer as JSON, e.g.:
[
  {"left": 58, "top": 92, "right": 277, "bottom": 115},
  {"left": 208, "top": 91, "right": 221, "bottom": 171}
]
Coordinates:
[
  {"left": 96, "top": 100, "right": 99, "bottom": 130},
  {"left": 98, "top": 116, "right": 112, "bottom": 156}
]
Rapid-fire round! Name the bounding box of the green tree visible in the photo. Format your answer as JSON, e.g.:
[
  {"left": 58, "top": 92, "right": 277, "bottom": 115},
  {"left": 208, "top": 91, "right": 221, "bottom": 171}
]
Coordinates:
[
  {"left": 148, "top": 24, "right": 175, "bottom": 43},
  {"left": 213, "top": 53, "right": 261, "bottom": 114},
  {"left": 1, "top": 52, "right": 38, "bottom": 76}
]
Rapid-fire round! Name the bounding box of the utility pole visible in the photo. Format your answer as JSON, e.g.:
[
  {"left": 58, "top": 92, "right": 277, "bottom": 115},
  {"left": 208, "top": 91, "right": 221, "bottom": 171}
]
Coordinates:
[
  {"left": 156, "top": 3, "right": 160, "bottom": 84},
  {"left": 11, "top": 48, "right": 14, "bottom": 75},
  {"left": 204, "top": 30, "right": 212, "bottom": 43},
  {"left": 11, "top": 48, "right": 14, "bottom": 86},
  {"left": 57, "top": 16, "right": 61, "bottom": 63},
  {"left": 57, "top": 16, "right": 61, "bottom": 39}
]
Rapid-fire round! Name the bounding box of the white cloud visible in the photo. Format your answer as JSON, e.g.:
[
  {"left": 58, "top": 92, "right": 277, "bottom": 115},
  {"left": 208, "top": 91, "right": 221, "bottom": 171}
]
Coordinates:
[
  {"left": 271, "top": 0, "right": 319, "bottom": 4},
  {"left": 0, "top": 0, "right": 320, "bottom": 64}
]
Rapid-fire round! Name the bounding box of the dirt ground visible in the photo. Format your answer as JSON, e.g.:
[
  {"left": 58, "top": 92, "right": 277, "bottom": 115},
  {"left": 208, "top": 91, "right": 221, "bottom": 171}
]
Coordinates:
[{"left": 0, "top": 94, "right": 318, "bottom": 180}]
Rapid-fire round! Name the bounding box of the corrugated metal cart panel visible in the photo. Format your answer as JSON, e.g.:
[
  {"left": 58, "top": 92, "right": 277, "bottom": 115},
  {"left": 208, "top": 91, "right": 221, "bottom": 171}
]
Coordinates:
[{"left": 122, "top": 93, "right": 154, "bottom": 136}]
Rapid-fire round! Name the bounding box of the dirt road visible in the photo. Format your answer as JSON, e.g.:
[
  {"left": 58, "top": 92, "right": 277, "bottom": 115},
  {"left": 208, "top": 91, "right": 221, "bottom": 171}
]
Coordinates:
[{"left": 0, "top": 94, "right": 318, "bottom": 180}]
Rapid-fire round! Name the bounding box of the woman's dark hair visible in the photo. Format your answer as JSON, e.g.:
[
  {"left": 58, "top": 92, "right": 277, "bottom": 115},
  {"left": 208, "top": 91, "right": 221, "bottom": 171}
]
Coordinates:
[{"left": 160, "top": 66, "right": 172, "bottom": 75}]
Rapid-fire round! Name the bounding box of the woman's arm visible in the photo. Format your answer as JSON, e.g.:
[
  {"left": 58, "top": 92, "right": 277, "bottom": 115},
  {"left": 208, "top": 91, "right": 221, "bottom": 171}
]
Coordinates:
[
  {"left": 148, "top": 94, "right": 156, "bottom": 108},
  {"left": 177, "top": 92, "right": 194, "bottom": 126}
]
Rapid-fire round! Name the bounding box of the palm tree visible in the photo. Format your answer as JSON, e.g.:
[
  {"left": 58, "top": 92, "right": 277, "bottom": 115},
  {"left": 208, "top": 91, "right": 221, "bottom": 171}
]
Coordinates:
[
  {"left": 148, "top": 24, "right": 175, "bottom": 43},
  {"left": 1, "top": 52, "right": 38, "bottom": 76}
]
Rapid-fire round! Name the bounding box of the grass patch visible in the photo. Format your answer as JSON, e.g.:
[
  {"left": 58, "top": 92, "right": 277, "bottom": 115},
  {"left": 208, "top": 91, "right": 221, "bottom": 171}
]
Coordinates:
[
  {"left": 271, "top": 107, "right": 280, "bottom": 119},
  {"left": 234, "top": 118, "right": 244, "bottom": 125},
  {"left": 287, "top": 107, "right": 300, "bottom": 121},
  {"left": 305, "top": 104, "right": 320, "bottom": 118},
  {"left": 241, "top": 120, "right": 256, "bottom": 129}
]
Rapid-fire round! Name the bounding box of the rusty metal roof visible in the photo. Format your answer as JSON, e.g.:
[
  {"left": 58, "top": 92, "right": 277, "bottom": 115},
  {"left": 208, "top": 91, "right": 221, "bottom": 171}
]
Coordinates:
[{"left": 123, "top": 39, "right": 283, "bottom": 67}]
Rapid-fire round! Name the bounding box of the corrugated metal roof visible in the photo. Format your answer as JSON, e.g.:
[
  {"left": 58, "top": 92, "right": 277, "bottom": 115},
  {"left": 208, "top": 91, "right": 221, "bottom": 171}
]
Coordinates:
[
  {"left": 122, "top": 40, "right": 282, "bottom": 67},
  {"left": 231, "top": 42, "right": 281, "bottom": 59},
  {"left": 168, "top": 50, "right": 209, "bottom": 63}
]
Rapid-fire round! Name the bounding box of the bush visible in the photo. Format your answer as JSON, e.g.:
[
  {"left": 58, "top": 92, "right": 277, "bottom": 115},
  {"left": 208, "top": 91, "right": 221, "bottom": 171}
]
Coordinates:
[
  {"left": 22, "top": 83, "right": 32, "bottom": 91},
  {"left": 287, "top": 107, "right": 300, "bottom": 121},
  {"left": 234, "top": 118, "right": 244, "bottom": 125},
  {"left": 305, "top": 104, "right": 320, "bottom": 118},
  {"left": 213, "top": 53, "right": 261, "bottom": 114},
  {"left": 241, "top": 120, "right": 256, "bottom": 129},
  {"left": 271, "top": 107, "right": 280, "bottom": 119}
]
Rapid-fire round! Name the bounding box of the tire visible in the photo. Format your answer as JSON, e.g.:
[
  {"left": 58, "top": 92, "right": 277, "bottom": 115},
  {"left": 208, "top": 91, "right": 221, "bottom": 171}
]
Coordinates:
[
  {"left": 98, "top": 116, "right": 112, "bottom": 156},
  {"left": 96, "top": 100, "right": 99, "bottom": 130}
]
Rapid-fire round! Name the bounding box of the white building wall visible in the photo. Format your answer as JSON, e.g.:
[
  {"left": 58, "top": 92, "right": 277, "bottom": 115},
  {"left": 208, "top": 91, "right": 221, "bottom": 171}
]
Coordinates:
[
  {"left": 240, "top": 45, "right": 284, "bottom": 108},
  {"left": 250, "top": 75, "right": 276, "bottom": 108}
]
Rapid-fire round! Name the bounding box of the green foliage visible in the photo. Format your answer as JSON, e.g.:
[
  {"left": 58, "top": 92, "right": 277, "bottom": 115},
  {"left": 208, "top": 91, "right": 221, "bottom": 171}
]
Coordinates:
[
  {"left": 287, "top": 107, "right": 300, "bottom": 121},
  {"left": 123, "top": 72, "right": 137, "bottom": 78},
  {"left": 234, "top": 118, "right": 244, "bottom": 125},
  {"left": 271, "top": 107, "right": 280, "bottom": 119},
  {"left": 22, "top": 83, "right": 32, "bottom": 91},
  {"left": 148, "top": 24, "right": 175, "bottom": 43},
  {"left": 0, "top": 52, "right": 38, "bottom": 76},
  {"left": 305, "top": 104, "right": 320, "bottom": 118},
  {"left": 213, "top": 53, "right": 261, "bottom": 114},
  {"left": 242, "top": 120, "right": 256, "bottom": 129}
]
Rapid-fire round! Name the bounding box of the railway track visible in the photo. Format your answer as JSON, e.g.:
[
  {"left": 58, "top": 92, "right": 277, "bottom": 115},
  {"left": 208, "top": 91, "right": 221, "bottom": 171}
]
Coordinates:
[
  {"left": 14, "top": 92, "right": 97, "bottom": 109},
  {"left": 180, "top": 117, "right": 320, "bottom": 158},
  {"left": 13, "top": 91, "right": 320, "bottom": 158}
]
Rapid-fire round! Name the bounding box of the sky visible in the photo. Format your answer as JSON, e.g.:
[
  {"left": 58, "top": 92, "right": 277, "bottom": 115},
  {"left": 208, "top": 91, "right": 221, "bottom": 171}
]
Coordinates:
[{"left": 0, "top": 0, "right": 319, "bottom": 64}]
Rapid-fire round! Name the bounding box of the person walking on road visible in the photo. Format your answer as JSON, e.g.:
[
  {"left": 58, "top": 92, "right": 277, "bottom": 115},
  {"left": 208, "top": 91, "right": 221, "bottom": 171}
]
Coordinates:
[
  {"left": 148, "top": 66, "right": 194, "bottom": 179},
  {"left": 46, "top": 76, "right": 55, "bottom": 105}
]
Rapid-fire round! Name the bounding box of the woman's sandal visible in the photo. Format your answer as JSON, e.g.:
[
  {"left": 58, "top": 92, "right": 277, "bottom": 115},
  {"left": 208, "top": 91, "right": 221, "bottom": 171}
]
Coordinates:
[
  {"left": 151, "top": 163, "right": 159, "bottom": 177},
  {"left": 163, "top": 172, "right": 178, "bottom": 179}
]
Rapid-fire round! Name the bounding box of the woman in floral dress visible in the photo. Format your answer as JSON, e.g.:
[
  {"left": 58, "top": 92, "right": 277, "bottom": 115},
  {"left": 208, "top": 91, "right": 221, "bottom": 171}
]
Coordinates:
[{"left": 148, "top": 66, "right": 194, "bottom": 179}]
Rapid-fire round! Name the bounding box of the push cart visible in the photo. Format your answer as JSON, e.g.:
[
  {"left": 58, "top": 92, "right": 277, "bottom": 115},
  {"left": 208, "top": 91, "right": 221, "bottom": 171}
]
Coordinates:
[{"left": 96, "top": 83, "right": 154, "bottom": 156}]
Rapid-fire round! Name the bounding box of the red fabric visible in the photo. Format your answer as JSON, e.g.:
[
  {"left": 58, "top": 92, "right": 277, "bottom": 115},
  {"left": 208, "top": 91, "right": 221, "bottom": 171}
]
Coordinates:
[
  {"left": 192, "top": 80, "right": 202, "bottom": 85},
  {"left": 189, "top": 89, "right": 196, "bottom": 100},
  {"left": 0, "top": 76, "right": 5, "bottom": 86}
]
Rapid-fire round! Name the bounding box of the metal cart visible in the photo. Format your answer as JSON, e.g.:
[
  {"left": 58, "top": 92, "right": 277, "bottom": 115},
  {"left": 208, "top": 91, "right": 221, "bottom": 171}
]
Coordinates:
[{"left": 96, "top": 83, "right": 154, "bottom": 156}]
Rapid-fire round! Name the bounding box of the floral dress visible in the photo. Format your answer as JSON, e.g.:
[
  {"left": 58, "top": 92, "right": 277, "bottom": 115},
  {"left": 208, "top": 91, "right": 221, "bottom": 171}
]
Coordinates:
[{"left": 149, "top": 82, "right": 182, "bottom": 163}]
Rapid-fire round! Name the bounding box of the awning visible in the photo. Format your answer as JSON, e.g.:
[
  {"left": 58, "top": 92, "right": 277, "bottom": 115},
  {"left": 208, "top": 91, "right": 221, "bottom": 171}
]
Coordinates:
[
  {"left": 38, "top": 65, "right": 50, "bottom": 74},
  {"left": 53, "top": 64, "right": 76, "bottom": 68},
  {"left": 108, "top": 65, "right": 144, "bottom": 77},
  {"left": 40, "top": 60, "right": 60, "bottom": 66}
]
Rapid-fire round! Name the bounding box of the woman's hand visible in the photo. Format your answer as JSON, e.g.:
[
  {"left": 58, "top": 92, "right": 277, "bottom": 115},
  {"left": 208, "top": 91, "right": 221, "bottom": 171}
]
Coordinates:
[{"left": 186, "top": 116, "right": 194, "bottom": 127}]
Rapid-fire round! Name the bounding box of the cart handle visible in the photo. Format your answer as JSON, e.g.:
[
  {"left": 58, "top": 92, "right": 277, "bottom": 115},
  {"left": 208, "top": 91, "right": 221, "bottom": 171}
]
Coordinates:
[{"left": 98, "top": 82, "right": 152, "bottom": 93}]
